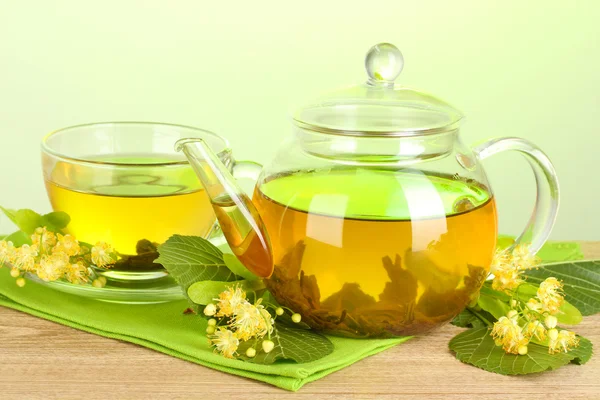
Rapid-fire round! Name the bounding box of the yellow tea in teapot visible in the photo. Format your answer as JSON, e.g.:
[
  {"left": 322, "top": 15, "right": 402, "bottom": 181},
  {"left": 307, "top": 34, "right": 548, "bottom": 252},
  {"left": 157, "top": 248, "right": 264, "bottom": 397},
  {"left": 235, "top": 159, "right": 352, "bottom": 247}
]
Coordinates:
[
  {"left": 254, "top": 167, "right": 497, "bottom": 337},
  {"left": 45, "top": 154, "right": 215, "bottom": 258}
]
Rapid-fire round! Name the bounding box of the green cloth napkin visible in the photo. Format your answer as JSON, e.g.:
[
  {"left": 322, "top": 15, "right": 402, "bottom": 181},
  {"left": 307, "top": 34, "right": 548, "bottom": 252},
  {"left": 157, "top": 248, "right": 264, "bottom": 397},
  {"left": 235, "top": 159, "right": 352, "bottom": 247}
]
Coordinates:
[{"left": 0, "top": 241, "right": 584, "bottom": 391}]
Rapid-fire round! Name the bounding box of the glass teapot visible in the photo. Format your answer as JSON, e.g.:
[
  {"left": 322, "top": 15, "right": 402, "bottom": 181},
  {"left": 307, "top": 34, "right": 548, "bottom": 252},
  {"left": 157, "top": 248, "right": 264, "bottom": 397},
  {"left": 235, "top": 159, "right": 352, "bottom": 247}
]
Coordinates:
[{"left": 177, "top": 43, "right": 559, "bottom": 338}]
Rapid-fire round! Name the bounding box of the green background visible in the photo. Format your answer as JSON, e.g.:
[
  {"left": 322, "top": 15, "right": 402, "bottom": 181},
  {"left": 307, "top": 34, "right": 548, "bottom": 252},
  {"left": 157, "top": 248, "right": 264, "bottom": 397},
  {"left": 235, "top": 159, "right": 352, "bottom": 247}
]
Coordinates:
[{"left": 0, "top": 1, "right": 597, "bottom": 240}]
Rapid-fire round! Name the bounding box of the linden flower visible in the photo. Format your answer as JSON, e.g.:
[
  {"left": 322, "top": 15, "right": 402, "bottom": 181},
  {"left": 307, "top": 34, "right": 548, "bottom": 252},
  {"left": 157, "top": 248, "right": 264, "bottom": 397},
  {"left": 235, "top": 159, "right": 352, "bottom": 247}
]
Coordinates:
[
  {"left": 31, "top": 227, "right": 57, "bottom": 254},
  {"left": 537, "top": 277, "right": 564, "bottom": 314},
  {"left": 490, "top": 245, "right": 540, "bottom": 293},
  {"left": 526, "top": 298, "right": 542, "bottom": 312},
  {"left": 36, "top": 252, "right": 69, "bottom": 282},
  {"left": 53, "top": 234, "right": 81, "bottom": 257},
  {"left": 91, "top": 242, "right": 116, "bottom": 268},
  {"left": 491, "top": 316, "right": 519, "bottom": 339},
  {"left": 209, "top": 328, "right": 239, "bottom": 358},
  {"left": 12, "top": 244, "right": 38, "bottom": 272},
  {"left": 215, "top": 285, "right": 247, "bottom": 317},
  {"left": 0, "top": 240, "right": 16, "bottom": 266},
  {"left": 491, "top": 267, "right": 523, "bottom": 292},
  {"left": 511, "top": 244, "right": 540, "bottom": 270},
  {"left": 65, "top": 261, "right": 89, "bottom": 285},
  {"left": 524, "top": 320, "right": 547, "bottom": 341},
  {"left": 231, "top": 302, "right": 264, "bottom": 341},
  {"left": 490, "top": 249, "right": 521, "bottom": 292},
  {"left": 490, "top": 248, "right": 511, "bottom": 274},
  {"left": 491, "top": 316, "right": 529, "bottom": 354},
  {"left": 548, "top": 329, "right": 579, "bottom": 354}
]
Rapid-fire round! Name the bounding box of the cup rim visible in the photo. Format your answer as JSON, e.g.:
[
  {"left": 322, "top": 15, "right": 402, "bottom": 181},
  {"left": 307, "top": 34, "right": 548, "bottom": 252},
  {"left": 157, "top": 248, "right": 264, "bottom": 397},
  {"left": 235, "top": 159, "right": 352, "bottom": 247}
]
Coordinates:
[{"left": 41, "top": 121, "right": 232, "bottom": 167}]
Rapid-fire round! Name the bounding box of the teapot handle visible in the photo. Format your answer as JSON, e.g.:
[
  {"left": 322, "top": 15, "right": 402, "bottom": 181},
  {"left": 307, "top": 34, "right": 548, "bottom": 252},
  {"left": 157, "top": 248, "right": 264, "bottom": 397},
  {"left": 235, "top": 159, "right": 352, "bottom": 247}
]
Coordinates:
[{"left": 472, "top": 137, "right": 559, "bottom": 254}]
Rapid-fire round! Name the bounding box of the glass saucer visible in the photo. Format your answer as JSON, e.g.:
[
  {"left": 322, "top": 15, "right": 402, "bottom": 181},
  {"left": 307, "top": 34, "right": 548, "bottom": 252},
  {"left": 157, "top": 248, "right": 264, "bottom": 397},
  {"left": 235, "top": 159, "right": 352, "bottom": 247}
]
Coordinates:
[{"left": 28, "top": 274, "right": 184, "bottom": 304}]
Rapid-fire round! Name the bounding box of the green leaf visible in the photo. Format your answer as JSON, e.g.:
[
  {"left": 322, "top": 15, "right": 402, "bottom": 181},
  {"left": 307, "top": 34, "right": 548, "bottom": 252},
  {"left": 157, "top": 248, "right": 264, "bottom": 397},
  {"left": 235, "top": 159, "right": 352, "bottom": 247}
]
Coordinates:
[
  {"left": 525, "top": 260, "right": 600, "bottom": 316},
  {"left": 40, "top": 211, "right": 70, "bottom": 232},
  {"left": 237, "top": 324, "right": 334, "bottom": 364},
  {"left": 449, "top": 327, "right": 593, "bottom": 375},
  {"left": 477, "top": 286, "right": 510, "bottom": 319},
  {"left": 187, "top": 279, "right": 265, "bottom": 305},
  {"left": 451, "top": 308, "right": 494, "bottom": 328},
  {"left": 223, "top": 253, "right": 259, "bottom": 281},
  {"left": 515, "top": 283, "right": 582, "bottom": 325},
  {"left": 188, "top": 280, "right": 243, "bottom": 305},
  {"left": 156, "top": 235, "right": 242, "bottom": 311},
  {"left": 3, "top": 230, "right": 32, "bottom": 246},
  {"left": 0, "top": 207, "right": 42, "bottom": 234}
]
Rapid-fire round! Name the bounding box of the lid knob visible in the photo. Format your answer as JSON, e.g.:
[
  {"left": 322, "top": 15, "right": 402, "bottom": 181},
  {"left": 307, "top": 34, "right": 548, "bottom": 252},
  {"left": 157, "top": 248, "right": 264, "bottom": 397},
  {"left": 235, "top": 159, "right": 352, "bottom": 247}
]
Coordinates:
[{"left": 365, "top": 43, "right": 404, "bottom": 85}]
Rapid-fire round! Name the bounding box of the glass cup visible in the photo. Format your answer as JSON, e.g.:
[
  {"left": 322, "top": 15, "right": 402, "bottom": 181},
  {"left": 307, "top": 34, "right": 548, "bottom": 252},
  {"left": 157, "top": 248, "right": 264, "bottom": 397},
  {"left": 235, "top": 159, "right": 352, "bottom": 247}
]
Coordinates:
[{"left": 41, "top": 122, "right": 261, "bottom": 283}]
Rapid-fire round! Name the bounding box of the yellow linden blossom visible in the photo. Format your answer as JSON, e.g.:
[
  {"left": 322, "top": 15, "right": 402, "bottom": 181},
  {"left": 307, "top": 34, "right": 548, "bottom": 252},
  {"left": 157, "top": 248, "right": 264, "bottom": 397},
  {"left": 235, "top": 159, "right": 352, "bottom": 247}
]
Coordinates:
[
  {"left": 490, "top": 245, "right": 541, "bottom": 293},
  {"left": 490, "top": 248, "right": 511, "bottom": 273},
  {"left": 231, "top": 302, "right": 264, "bottom": 341},
  {"left": 91, "top": 242, "right": 116, "bottom": 268},
  {"left": 230, "top": 301, "right": 274, "bottom": 341},
  {"left": 209, "top": 328, "right": 239, "bottom": 358},
  {"left": 537, "top": 277, "right": 564, "bottom": 315},
  {"left": 36, "top": 252, "right": 70, "bottom": 281},
  {"left": 65, "top": 261, "right": 89, "bottom": 285},
  {"left": 491, "top": 316, "right": 529, "bottom": 354},
  {"left": 491, "top": 267, "right": 523, "bottom": 292},
  {"left": 12, "top": 244, "right": 38, "bottom": 272},
  {"left": 0, "top": 240, "right": 16, "bottom": 266},
  {"left": 524, "top": 320, "right": 547, "bottom": 341},
  {"left": 215, "top": 285, "right": 247, "bottom": 317},
  {"left": 53, "top": 234, "right": 81, "bottom": 257},
  {"left": 548, "top": 330, "right": 579, "bottom": 354},
  {"left": 526, "top": 298, "right": 542, "bottom": 312},
  {"left": 511, "top": 244, "right": 541, "bottom": 270},
  {"left": 31, "top": 227, "right": 57, "bottom": 254}
]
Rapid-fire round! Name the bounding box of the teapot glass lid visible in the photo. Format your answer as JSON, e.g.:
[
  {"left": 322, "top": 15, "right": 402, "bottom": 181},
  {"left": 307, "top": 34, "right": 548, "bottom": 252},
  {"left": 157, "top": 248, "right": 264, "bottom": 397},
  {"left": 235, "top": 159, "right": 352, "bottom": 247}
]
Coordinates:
[{"left": 293, "top": 43, "right": 463, "bottom": 137}]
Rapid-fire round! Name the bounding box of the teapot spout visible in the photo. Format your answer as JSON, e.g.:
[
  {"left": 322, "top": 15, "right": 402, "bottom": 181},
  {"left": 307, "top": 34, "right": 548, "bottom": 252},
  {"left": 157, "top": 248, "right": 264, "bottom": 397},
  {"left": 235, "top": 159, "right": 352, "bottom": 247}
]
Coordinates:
[{"left": 175, "top": 138, "right": 273, "bottom": 278}]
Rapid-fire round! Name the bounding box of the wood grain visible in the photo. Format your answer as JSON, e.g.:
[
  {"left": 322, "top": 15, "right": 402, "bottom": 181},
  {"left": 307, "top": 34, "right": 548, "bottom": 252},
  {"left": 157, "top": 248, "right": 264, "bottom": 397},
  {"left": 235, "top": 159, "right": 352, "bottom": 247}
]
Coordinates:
[{"left": 1, "top": 242, "right": 599, "bottom": 400}]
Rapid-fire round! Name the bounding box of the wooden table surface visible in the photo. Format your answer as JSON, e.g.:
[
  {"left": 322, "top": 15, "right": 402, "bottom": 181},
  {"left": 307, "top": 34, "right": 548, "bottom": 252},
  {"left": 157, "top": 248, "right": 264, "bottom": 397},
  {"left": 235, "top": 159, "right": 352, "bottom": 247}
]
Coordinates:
[{"left": 1, "top": 243, "right": 599, "bottom": 400}]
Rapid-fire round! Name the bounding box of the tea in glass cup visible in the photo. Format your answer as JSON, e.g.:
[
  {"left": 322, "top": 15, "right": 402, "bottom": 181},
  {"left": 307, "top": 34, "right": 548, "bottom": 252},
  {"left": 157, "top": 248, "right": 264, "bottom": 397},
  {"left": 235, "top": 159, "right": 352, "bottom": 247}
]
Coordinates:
[{"left": 41, "top": 122, "right": 242, "bottom": 282}]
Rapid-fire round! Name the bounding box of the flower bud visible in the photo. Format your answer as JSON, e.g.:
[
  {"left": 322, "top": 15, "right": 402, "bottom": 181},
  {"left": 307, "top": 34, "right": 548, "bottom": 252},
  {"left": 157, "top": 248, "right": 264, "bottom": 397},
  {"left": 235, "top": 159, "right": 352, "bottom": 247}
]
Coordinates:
[
  {"left": 548, "top": 328, "right": 559, "bottom": 341},
  {"left": 544, "top": 315, "right": 558, "bottom": 329},
  {"left": 507, "top": 310, "right": 518, "bottom": 320},
  {"left": 10, "top": 268, "right": 20, "bottom": 278},
  {"left": 518, "top": 345, "right": 528, "bottom": 355},
  {"left": 92, "top": 279, "right": 103, "bottom": 288},
  {"left": 262, "top": 340, "right": 275, "bottom": 353},
  {"left": 16, "top": 277, "right": 26, "bottom": 287},
  {"left": 291, "top": 313, "right": 302, "bottom": 323},
  {"left": 510, "top": 299, "right": 518, "bottom": 308},
  {"left": 246, "top": 347, "right": 257, "bottom": 358},
  {"left": 275, "top": 307, "right": 284, "bottom": 316},
  {"left": 203, "top": 303, "right": 217, "bottom": 316},
  {"left": 205, "top": 326, "right": 215, "bottom": 335},
  {"left": 207, "top": 318, "right": 217, "bottom": 326}
]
